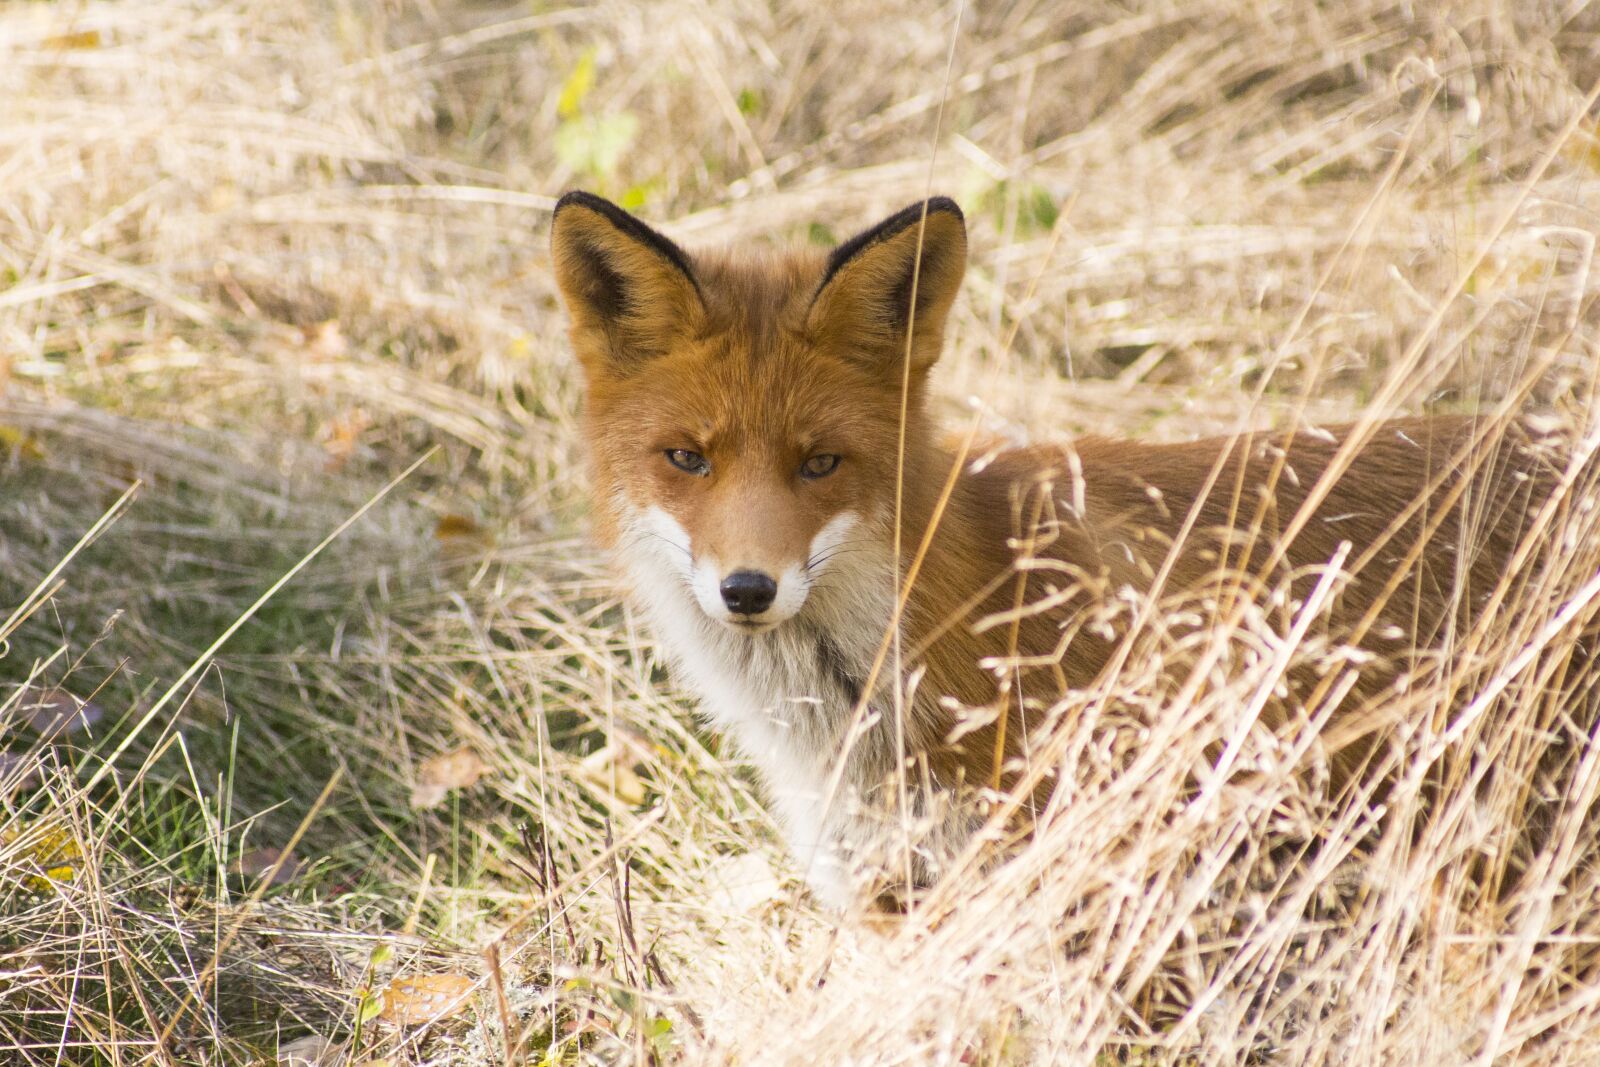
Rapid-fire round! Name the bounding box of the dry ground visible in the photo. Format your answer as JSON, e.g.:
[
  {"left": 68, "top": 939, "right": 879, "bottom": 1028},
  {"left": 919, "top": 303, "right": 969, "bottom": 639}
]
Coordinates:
[{"left": 4, "top": 1, "right": 1600, "bottom": 1064}]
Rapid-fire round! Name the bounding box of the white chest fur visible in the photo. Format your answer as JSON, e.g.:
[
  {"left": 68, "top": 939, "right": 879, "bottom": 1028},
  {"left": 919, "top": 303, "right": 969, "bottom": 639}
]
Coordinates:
[{"left": 613, "top": 503, "right": 904, "bottom": 907}]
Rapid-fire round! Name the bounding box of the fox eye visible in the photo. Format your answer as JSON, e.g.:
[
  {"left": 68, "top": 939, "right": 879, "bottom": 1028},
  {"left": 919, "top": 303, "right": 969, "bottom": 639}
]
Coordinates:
[
  {"left": 666, "top": 449, "right": 710, "bottom": 476},
  {"left": 800, "top": 453, "right": 842, "bottom": 479}
]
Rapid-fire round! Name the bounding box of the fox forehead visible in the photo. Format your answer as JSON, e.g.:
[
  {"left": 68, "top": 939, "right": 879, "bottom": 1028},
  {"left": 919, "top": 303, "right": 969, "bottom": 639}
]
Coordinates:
[
  {"left": 691, "top": 246, "right": 828, "bottom": 335},
  {"left": 607, "top": 348, "right": 893, "bottom": 445},
  {"left": 583, "top": 246, "right": 825, "bottom": 393},
  {"left": 585, "top": 258, "right": 904, "bottom": 454}
]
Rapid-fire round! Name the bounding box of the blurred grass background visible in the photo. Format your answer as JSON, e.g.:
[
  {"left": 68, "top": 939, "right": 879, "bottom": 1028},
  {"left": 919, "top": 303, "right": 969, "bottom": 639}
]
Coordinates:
[{"left": 2, "top": 1, "right": 1600, "bottom": 1064}]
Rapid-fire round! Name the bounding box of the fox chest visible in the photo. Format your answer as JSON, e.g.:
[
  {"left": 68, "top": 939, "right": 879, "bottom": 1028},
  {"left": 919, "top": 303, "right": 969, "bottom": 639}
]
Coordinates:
[{"left": 665, "top": 607, "right": 873, "bottom": 782}]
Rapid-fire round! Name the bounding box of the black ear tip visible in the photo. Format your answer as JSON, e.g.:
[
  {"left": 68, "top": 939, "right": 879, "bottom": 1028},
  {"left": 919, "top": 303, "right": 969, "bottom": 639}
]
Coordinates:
[
  {"left": 819, "top": 196, "right": 968, "bottom": 290},
  {"left": 549, "top": 191, "right": 701, "bottom": 297},
  {"left": 554, "top": 190, "right": 620, "bottom": 220},
  {"left": 923, "top": 196, "right": 964, "bottom": 225},
  {"left": 878, "top": 197, "right": 965, "bottom": 233}
]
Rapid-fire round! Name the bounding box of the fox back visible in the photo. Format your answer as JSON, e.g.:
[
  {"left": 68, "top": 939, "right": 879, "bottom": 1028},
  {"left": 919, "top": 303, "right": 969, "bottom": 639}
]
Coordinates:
[{"left": 550, "top": 192, "right": 1582, "bottom": 909}]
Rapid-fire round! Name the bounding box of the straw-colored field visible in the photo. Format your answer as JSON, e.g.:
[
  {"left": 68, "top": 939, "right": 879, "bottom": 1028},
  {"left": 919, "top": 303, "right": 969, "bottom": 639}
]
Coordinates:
[{"left": 4, "top": 1, "right": 1600, "bottom": 1063}]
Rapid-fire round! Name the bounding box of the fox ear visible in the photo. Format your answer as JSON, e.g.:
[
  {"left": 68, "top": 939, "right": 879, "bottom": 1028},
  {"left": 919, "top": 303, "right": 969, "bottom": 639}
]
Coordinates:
[
  {"left": 550, "top": 191, "right": 704, "bottom": 375},
  {"left": 806, "top": 198, "right": 966, "bottom": 378}
]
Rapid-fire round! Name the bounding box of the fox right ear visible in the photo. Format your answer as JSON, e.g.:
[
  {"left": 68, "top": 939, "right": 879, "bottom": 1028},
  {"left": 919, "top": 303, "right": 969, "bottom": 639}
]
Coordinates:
[
  {"left": 550, "top": 192, "right": 704, "bottom": 375},
  {"left": 806, "top": 197, "right": 967, "bottom": 379}
]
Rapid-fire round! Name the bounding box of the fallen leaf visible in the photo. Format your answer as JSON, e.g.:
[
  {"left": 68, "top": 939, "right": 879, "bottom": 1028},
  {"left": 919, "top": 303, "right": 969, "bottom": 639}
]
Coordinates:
[
  {"left": 277, "top": 1034, "right": 336, "bottom": 1066},
  {"left": 410, "top": 748, "right": 492, "bottom": 810},
  {"left": 377, "top": 972, "right": 475, "bottom": 1025},
  {"left": 42, "top": 30, "right": 102, "bottom": 50},
  {"left": 705, "top": 851, "right": 781, "bottom": 915},
  {"left": 299, "top": 320, "right": 348, "bottom": 361},
  {"left": 433, "top": 513, "right": 484, "bottom": 541},
  {"left": 320, "top": 408, "right": 371, "bottom": 471},
  {"left": 14, "top": 687, "right": 103, "bottom": 740},
  {"left": 574, "top": 743, "right": 648, "bottom": 806},
  {"left": 236, "top": 847, "right": 302, "bottom": 886},
  {"left": 1, "top": 823, "right": 82, "bottom": 890},
  {"left": 433, "top": 513, "right": 495, "bottom": 561},
  {"left": 0, "top": 426, "right": 45, "bottom": 460}
]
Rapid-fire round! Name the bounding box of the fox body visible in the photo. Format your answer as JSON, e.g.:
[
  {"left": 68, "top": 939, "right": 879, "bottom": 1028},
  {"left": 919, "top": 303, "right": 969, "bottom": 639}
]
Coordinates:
[{"left": 551, "top": 192, "right": 1560, "bottom": 908}]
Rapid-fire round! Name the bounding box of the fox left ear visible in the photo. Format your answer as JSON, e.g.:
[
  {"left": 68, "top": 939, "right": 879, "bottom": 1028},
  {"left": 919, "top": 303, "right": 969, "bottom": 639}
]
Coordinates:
[
  {"left": 550, "top": 191, "right": 705, "bottom": 377},
  {"left": 806, "top": 197, "right": 967, "bottom": 378}
]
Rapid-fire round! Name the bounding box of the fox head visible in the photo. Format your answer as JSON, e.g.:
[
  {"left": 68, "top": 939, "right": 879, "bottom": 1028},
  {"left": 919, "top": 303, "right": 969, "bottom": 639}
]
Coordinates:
[{"left": 551, "top": 192, "right": 966, "bottom": 634}]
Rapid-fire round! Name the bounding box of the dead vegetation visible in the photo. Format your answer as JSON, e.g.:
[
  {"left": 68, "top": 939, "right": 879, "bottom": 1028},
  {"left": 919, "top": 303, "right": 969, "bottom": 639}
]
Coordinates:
[{"left": 3, "top": 0, "right": 1600, "bottom": 1063}]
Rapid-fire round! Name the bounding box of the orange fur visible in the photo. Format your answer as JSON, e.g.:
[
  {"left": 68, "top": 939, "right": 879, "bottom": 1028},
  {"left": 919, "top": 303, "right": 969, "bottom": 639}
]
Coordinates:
[{"left": 551, "top": 191, "right": 1572, "bottom": 907}]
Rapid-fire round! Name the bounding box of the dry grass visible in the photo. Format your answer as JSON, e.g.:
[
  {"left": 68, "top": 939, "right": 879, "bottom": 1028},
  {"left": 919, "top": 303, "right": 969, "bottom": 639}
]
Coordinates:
[{"left": 3, "top": 0, "right": 1600, "bottom": 1063}]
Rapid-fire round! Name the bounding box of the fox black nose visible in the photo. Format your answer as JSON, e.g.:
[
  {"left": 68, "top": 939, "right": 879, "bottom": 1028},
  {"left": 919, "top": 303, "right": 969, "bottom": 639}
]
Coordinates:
[{"left": 720, "top": 570, "right": 777, "bottom": 616}]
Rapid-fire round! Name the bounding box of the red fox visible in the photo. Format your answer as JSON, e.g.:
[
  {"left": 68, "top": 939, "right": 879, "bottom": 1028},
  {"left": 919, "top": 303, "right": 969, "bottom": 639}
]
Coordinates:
[{"left": 551, "top": 191, "right": 1587, "bottom": 909}]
